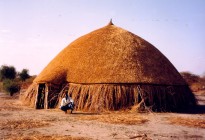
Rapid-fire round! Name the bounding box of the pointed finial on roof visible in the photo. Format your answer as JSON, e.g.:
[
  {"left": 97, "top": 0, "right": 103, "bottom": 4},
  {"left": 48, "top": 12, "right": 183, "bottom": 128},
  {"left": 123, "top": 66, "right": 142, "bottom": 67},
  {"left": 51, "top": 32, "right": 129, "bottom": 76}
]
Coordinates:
[{"left": 108, "top": 19, "right": 114, "bottom": 25}]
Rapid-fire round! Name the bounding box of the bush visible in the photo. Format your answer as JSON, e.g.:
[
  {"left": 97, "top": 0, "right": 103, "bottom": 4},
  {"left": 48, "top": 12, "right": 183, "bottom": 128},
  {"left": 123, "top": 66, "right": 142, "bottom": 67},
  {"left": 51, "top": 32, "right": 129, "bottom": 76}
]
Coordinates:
[
  {"left": 181, "top": 71, "right": 205, "bottom": 91},
  {"left": 180, "top": 72, "right": 200, "bottom": 85},
  {"left": 3, "top": 79, "right": 19, "bottom": 96}
]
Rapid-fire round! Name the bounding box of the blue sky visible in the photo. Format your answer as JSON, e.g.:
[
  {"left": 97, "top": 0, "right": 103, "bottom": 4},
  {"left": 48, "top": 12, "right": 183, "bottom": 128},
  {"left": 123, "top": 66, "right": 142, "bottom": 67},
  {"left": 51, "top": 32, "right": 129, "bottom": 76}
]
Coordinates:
[{"left": 0, "top": 0, "right": 205, "bottom": 76}]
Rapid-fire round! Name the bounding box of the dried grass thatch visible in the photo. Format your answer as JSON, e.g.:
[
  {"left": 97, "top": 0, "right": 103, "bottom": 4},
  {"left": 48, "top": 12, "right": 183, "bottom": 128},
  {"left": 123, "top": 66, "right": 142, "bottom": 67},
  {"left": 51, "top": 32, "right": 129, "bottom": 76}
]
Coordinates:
[
  {"left": 22, "top": 22, "right": 196, "bottom": 112},
  {"left": 34, "top": 23, "right": 186, "bottom": 85},
  {"left": 20, "top": 83, "right": 38, "bottom": 107},
  {"left": 21, "top": 82, "right": 196, "bottom": 112},
  {"left": 55, "top": 83, "right": 195, "bottom": 112}
]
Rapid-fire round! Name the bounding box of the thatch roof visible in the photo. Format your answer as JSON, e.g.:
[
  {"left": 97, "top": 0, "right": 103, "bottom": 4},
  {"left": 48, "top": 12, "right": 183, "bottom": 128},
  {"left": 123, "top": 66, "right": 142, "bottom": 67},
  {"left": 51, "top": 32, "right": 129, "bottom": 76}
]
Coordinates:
[
  {"left": 34, "top": 23, "right": 186, "bottom": 85},
  {"left": 23, "top": 22, "right": 196, "bottom": 112}
]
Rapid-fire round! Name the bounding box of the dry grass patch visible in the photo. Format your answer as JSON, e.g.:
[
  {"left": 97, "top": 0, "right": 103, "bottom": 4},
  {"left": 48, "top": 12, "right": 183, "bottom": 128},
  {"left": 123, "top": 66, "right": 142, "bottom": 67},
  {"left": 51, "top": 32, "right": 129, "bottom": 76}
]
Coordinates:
[
  {"left": 78, "top": 113, "right": 148, "bottom": 125},
  {"left": 0, "top": 119, "right": 49, "bottom": 130},
  {"left": 6, "top": 135, "right": 91, "bottom": 140},
  {"left": 0, "top": 106, "right": 23, "bottom": 111},
  {"left": 168, "top": 117, "right": 205, "bottom": 128}
]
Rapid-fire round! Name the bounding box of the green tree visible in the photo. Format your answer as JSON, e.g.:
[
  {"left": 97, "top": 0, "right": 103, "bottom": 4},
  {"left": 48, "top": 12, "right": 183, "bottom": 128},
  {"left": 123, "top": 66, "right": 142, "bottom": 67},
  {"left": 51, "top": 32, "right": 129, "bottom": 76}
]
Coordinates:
[
  {"left": 19, "top": 69, "right": 30, "bottom": 81},
  {"left": 3, "top": 79, "right": 19, "bottom": 96},
  {"left": 0, "top": 65, "right": 17, "bottom": 81}
]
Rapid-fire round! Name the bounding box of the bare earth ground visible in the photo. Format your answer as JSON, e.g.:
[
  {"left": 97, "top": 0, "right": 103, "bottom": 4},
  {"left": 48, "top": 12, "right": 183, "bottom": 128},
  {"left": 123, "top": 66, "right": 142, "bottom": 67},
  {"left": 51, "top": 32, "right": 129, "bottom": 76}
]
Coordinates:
[{"left": 0, "top": 91, "right": 205, "bottom": 140}]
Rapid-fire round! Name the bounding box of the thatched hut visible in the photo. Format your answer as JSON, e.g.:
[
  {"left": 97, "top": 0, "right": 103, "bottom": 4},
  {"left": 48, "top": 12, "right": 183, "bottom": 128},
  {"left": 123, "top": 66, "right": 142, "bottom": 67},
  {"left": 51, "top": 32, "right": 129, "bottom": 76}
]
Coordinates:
[{"left": 21, "top": 21, "right": 196, "bottom": 112}]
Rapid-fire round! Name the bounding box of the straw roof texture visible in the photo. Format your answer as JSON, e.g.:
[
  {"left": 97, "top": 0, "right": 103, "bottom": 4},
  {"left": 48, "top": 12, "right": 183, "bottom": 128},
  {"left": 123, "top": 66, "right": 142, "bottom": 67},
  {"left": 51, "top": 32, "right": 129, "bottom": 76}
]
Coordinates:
[{"left": 34, "top": 23, "right": 185, "bottom": 85}]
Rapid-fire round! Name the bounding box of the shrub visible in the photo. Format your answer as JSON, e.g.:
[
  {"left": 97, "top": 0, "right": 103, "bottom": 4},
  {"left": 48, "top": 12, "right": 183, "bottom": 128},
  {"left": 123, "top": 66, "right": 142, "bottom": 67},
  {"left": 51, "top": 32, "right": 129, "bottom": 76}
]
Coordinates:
[
  {"left": 3, "top": 79, "right": 19, "bottom": 96},
  {"left": 180, "top": 72, "right": 200, "bottom": 85},
  {"left": 0, "top": 65, "right": 17, "bottom": 81}
]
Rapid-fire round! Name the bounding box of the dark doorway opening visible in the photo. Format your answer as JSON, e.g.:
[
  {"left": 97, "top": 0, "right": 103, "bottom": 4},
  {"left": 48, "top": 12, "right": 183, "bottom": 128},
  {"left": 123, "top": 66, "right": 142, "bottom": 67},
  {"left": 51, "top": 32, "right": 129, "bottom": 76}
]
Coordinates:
[{"left": 36, "top": 83, "right": 46, "bottom": 109}]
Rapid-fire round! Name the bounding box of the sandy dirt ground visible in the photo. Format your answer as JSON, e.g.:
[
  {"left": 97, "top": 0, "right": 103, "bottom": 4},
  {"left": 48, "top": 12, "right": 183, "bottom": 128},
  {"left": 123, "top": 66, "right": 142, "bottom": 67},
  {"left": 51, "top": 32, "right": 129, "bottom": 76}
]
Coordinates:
[{"left": 0, "top": 91, "right": 205, "bottom": 140}]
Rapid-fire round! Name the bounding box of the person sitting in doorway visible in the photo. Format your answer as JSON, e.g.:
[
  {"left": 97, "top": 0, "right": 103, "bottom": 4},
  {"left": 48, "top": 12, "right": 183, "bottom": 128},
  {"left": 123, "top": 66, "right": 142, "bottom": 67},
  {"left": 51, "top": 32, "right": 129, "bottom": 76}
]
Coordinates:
[{"left": 60, "top": 92, "right": 75, "bottom": 114}]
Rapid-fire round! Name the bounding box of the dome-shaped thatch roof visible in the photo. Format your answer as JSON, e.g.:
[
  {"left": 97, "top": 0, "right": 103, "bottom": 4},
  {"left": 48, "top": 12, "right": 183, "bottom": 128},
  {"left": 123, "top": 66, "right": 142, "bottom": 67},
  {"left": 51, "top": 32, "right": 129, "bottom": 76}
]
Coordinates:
[
  {"left": 22, "top": 22, "right": 195, "bottom": 112},
  {"left": 34, "top": 23, "right": 185, "bottom": 85}
]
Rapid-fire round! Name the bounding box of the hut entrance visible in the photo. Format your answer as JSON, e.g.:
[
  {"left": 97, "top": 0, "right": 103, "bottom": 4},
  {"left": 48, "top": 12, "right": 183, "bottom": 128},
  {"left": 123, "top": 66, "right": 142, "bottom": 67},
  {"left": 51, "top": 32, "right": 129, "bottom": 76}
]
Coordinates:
[{"left": 36, "top": 83, "right": 46, "bottom": 109}]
